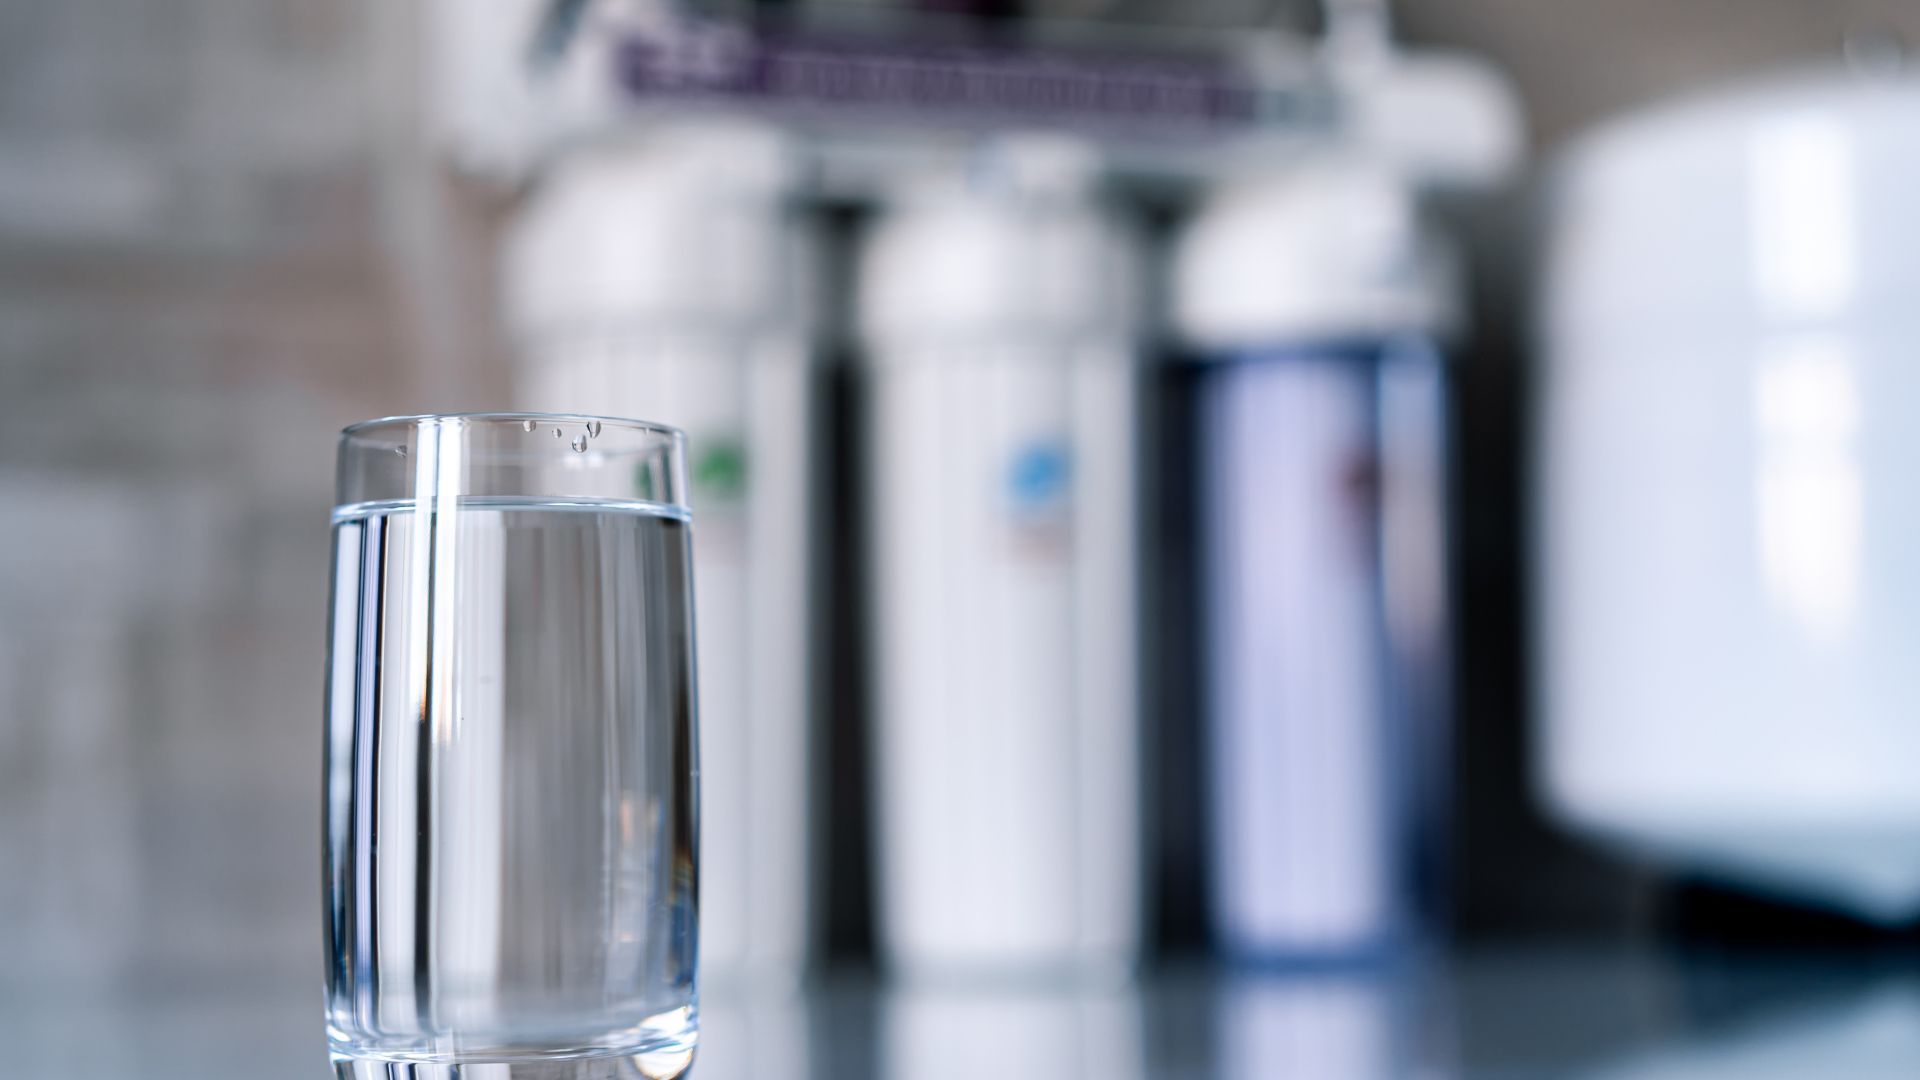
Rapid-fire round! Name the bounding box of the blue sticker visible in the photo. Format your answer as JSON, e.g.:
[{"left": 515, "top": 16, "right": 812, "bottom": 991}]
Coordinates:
[{"left": 1007, "top": 442, "right": 1071, "bottom": 514}]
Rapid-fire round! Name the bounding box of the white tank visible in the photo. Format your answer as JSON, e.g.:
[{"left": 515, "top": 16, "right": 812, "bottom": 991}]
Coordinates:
[
  {"left": 503, "top": 122, "right": 818, "bottom": 989},
  {"left": 858, "top": 136, "right": 1145, "bottom": 980},
  {"left": 1541, "top": 72, "right": 1920, "bottom": 922}
]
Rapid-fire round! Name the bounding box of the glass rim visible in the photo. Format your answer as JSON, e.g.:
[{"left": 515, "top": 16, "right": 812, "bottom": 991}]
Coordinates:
[
  {"left": 340, "top": 411, "right": 688, "bottom": 443},
  {"left": 335, "top": 411, "right": 692, "bottom": 514}
]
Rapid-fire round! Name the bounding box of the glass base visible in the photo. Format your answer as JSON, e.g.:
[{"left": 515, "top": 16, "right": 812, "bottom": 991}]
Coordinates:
[
  {"left": 333, "top": 1045, "right": 695, "bottom": 1080},
  {"left": 329, "top": 1004, "right": 697, "bottom": 1080}
]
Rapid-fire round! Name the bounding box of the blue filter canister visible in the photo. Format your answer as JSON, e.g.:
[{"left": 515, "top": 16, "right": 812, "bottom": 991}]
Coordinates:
[{"left": 1172, "top": 154, "right": 1456, "bottom": 965}]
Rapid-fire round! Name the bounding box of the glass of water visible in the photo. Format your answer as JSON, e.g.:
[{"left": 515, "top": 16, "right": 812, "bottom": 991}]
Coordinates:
[{"left": 324, "top": 413, "right": 700, "bottom": 1079}]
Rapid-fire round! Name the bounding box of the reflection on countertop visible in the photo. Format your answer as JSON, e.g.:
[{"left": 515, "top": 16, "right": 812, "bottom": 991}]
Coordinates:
[{"left": 5, "top": 948, "right": 1920, "bottom": 1078}]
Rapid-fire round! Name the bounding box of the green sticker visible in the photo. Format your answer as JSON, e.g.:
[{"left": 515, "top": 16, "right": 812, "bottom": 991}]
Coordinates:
[{"left": 693, "top": 441, "right": 749, "bottom": 502}]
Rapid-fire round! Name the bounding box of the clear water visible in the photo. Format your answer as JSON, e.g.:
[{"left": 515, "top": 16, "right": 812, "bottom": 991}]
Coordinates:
[{"left": 323, "top": 497, "right": 699, "bottom": 1071}]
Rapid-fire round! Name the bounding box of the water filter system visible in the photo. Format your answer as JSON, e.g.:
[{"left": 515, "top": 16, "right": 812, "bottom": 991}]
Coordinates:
[
  {"left": 858, "top": 136, "right": 1145, "bottom": 980},
  {"left": 1173, "top": 153, "right": 1455, "bottom": 962},
  {"left": 503, "top": 121, "right": 818, "bottom": 989},
  {"left": 461, "top": 0, "right": 1520, "bottom": 985}
]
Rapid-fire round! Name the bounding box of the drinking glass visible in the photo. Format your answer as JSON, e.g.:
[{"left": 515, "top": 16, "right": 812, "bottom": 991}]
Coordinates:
[{"left": 324, "top": 413, "right": 700, "bottom": 1079}]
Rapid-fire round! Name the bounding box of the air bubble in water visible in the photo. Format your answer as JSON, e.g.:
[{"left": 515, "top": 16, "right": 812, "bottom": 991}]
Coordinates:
[
  {"left": 553, "top": 427, "right": 563, "bottom": 438},
  {"left": 587, "top": 420, "right": 602, "bottom": 438},
  {"left": 523, "top": 419, "right": 536, "bottom": 433},
  {"left": 571, "top": 434, "right": 588, "bottom": 453}
]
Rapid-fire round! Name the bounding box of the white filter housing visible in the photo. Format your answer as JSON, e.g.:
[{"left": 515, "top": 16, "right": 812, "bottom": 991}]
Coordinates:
[
  {"left": 859, "top": 138, "right": 1144, "bottom": 979},
  {"left": 504, "top": 123, "right": 816, "bottom": 986},
  {"left": 1541, "top": 73, "right": 1920, "bottom": 922}
]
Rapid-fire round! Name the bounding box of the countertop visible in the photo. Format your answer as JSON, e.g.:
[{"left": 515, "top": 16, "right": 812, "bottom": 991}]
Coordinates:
[{"left": 7, "top": 947, "right": 1917, "bottom": 1078}]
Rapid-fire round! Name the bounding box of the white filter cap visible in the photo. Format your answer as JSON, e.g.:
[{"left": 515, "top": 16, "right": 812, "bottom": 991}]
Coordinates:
[
  {"left": 505, "top": 121, "right": 815, "bottom": 338},
  {"left": 856, "top": 135, "right": 1143, "bottom": 350},
  {"left": 1172, "top": 154, "right": 1454, "bottom": 349},
  {"left": 1342, "top": 50, "right": 1524, "bottom": 190},
  {"left": 1548, "top": 70, "right": 1920, "bottom": 343}
]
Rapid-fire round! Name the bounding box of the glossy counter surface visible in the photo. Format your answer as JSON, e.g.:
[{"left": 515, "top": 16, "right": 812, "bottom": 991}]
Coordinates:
[{"left": 5, "top": 947, "right": 1917, "bottom": 1078}]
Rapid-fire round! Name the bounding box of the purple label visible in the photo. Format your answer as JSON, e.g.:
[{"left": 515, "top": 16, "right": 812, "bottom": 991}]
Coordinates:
[{"left": 613, "top": 19, "right": 1278, "bottom": 131}]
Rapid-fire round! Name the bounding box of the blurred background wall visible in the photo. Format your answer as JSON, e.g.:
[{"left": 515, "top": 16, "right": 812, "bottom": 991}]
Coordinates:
[
  {"left": 5, "top": 0, "right": 1920, "bottom": 1008},
  {"left": 1, "top": 1, "right": 402, "bottom": 997}
]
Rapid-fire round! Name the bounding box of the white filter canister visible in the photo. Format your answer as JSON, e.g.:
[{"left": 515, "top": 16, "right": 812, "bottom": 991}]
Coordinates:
[
  {"left": 504, "top": 123, "right": 817, "bottom": 988},
  {"left": 858, "top": 138, "right": 1144, "bottom": 980}
]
